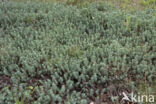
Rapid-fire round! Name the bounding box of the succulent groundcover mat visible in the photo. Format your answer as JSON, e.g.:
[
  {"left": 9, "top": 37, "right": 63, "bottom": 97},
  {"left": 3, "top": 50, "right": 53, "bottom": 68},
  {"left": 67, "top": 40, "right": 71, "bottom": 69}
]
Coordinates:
[{"left": 0, "top": 1, "right": 156, "bottom": 104}]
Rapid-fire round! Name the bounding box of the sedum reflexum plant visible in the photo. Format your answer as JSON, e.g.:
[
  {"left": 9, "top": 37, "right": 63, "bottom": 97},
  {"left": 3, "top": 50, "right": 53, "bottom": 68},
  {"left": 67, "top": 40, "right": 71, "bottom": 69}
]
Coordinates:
[{"left": 0, "top": 1, "right": 155, "bottom": 104}]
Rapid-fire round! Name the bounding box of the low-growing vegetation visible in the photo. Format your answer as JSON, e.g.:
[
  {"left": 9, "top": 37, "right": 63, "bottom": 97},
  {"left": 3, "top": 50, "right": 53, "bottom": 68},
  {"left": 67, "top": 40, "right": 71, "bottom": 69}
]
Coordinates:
[
  {"left": 0, "top": 1, "right": 155, "bottom": 104},
  {"left": 12, "top": 0, "right": 156, "bottom": 10}
]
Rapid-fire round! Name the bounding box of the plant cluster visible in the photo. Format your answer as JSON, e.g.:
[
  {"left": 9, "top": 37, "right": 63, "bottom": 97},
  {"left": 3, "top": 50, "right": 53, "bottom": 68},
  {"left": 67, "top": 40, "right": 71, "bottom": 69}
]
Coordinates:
[{"left": 0, "top": 2, "right": 155, "bottom": 104}]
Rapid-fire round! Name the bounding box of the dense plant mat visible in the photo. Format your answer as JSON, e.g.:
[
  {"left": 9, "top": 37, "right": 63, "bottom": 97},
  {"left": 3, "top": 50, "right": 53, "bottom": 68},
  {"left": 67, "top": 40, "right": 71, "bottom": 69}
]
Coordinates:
[
  {"left": 12, "top": 0, "right": 156, "bottom": 10},
  {"left": 0, "top": 2, "right": 156, "bottom": 104}
]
